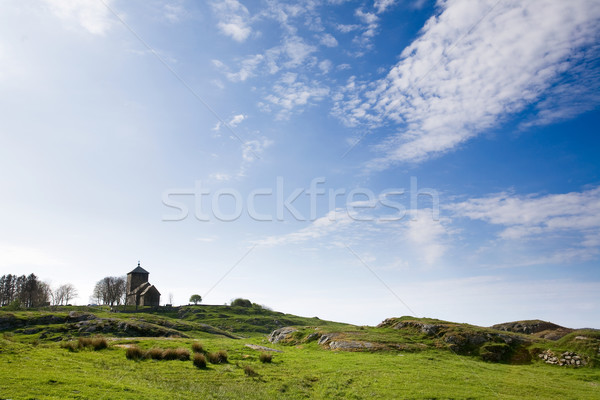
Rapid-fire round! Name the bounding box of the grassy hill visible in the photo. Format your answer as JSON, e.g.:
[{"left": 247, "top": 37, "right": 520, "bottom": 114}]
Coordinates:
[{"left": 1, "top": 306, "right": 599, "bottom": 399}]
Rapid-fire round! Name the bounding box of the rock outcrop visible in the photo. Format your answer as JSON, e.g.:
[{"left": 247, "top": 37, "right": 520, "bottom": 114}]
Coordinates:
[
  {"left": 538, "top": 350, "right": 587, "bottom": 367},
  {"left": 268, "top": 327, "right": 298, "bottom": 343}
]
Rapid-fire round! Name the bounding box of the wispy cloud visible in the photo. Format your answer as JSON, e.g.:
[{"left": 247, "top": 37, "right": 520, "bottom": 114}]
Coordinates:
[
  {"left": 449, "top": 187, "right": 600, "bottom": 263},
  {"left": 264, "top": 72, "right": 329, "bottom": 119},
  {"left": 211, "top": 0, "right": 252, "bottom": 42},
  {"left": 43, "top": 0, "right": 114, "bottom": 35},
  {"left": 213, "top": 114, "right": 247, "bottom": 131},
  {"left": 374, "top": 0, "right": 398, "bottom": 14},
  {"left": 255, "top": 209, "right": 356, "bottom": 247},
  {"left": 319, "top": 33, "right": 338, "bottom": 47},
  {"left": 332, "top": 0, "right": 600, "bottom": 168}
]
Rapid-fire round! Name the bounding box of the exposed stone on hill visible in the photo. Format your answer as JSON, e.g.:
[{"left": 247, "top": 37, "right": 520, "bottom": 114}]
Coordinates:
[
  {"left": 328, "top": 340, "right": 376, "bottom": 350},
  {"left": 268, "top": 327, "right": 298, "bottom": 343},
  {"left": 538, "top": 350, "right": 587, "bottom": 367},
  {"left": 244, "top": 344, "right": 283, "bottom": 353},
  {"left": 491, "top": 320, "right": 573, "bottom": 340}
]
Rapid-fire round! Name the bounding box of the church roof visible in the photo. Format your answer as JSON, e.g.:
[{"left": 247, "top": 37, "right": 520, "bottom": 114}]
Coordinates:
[{"left": 129, "top": 261, "right": 149, "bottom": 275}]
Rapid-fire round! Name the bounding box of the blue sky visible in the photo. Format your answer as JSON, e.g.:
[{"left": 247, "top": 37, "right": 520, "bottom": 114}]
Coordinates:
[{"left": 1, "top": 0, "right": 599, "bottom": 328}]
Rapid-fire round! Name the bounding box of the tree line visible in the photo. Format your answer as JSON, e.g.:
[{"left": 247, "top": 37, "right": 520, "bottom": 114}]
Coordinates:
[
  {"left": 0, "top": 273, "right": 77, "bottom": 308},
  {"left": 91, "top": 276, "right": 127, "bottom": 306}
]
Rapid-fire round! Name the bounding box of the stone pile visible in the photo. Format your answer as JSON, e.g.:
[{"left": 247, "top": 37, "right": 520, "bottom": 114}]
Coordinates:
[{"left": 538, "top": 350, "right": 586, "bottom": 367}]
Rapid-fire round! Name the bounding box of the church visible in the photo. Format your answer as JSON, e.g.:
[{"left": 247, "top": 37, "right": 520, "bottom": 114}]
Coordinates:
[{"left": 125, "top": 262, "right": 161, "bottom": 307}]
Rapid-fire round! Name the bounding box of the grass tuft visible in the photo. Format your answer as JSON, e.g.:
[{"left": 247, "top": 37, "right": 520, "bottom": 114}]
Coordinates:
[
  {"left": 193, "top": 353, "right": 207, "bottom": 369},
  {"left": 60, "top": 340, "right": 79, "bottom": 352},
  {"left": 259, "top": 352, "right": 272, "bottom": 363},
  {"left": 207, "top": 350, "right": 228, "bottom": 364},
  {"left": 91, "top": 337, "right": 108, "bottom": 350},
  {"left": 146, "top": 348, "right": 164, "bottom": 360},
  {"left": 162, "top": 348, "right": 190, "bottom": 361},
  {"left": 243, "top": 365, "right": 259, "bottom": 377},
  {"left": 125, "top": 345, "right": 144, "bottom": 360},
  {"left": 191, "top": 342, "right": 204, "bottom": 353}
]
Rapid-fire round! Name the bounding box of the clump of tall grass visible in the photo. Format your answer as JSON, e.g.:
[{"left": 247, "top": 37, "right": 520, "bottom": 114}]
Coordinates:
[
  {"left": 126, "top": 345, "right": 143, "bottom": 360},
  {"left": 91, "top": 337, "right": 108, "bottom": 350},
  {"left": 259, "top": 352, "right": 272, "bottom": 363},
  {"left": 243, "top": 365, "right": 258, "bottom": 377},
  {"left": 191, "top": 342, "right": 204, "bottom": 353},
  {"left": 193, "top": 353, "right": 207, "bottom": 369},
  {"left": 162, "top": 348, "right": 190, "bottom": 361},
  {"left": 145, "top": 347, "right": 164, "bottom": 360},
  {"left": 207, "top": 350, "right": 228, "bottom": 364},
  {"left": 61, "top": 336, "right": 108, "bottom": 352},
  {"left": 60, "top": 340, "right": 79, "bottom": 352}
]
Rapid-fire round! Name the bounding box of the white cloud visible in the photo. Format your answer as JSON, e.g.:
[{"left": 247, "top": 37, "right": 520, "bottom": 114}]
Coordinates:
[
  {"left": 374, "top": 0, "right": 398, "bottom": 14},
  {"left": 449, "top": 187, "right": 600, "bottom": 263},
  {"left": 264, "top": 73, "right": 330, "bottom": 119},
  {"left": 332, "top": 0, "right": 600, "bottom": 168},
  {"left": 404, "top": 209, "right": 451, "bottom": 265},
  {"left": 213, "top": 114, "right": 247, "bottom": 132},
  {"left": 213, "top": 54, "right": 264, "bottom": 82},
  {"left": 281, "top": 36, "right": 317, "bottom": 68},
  {"left": 256, "top": 209, "right": 356, "bottom": 247},
  {"left": 336, "top": 24, "right": 360, "bottom": 33},
  {"left": 319, "top": 60, "right": 333, "bottom": 74},
  {"left": 229, "top": 114, "right": 246, "bottom": 127},
  {"left": 209, "top": 173, "right": 232, "bottom": 182},
  {"left": 320, "top": 33, "right": 338, "bottom": 47},
  {"left": 211, "top": 0, "right": 252, "bottom": 42},
  {"left": 163, "top": 2, "right": 185, "bottom": 23},
  {"left": 43, "top": 0, "right": 114, "bottom": 35}
]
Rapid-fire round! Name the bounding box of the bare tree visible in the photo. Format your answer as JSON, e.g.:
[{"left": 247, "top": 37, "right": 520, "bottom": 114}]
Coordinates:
[
  {"left": 168, "top": 293, "right": 174, "bottom": 305},
  {"left": 93, "top": 276, "right": 127, "bottom": 306}
]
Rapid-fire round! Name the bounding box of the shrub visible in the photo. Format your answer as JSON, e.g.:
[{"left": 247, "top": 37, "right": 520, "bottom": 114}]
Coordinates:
[
  {"left": 60, "top": 340, "right": 79, "bottom": 352},
  {"left": 175, "top": 348, "right": 190, "bottom": 361},
  {"left": 259, "top": 352, "right": 272, "bottom": 363},
  {"left": 162, "top": 348, "right": 178, "bottom": 360},
  {"left": 193, "top": 353, "right": 207, "bottom": 369},
  {"left": 91, "top": 337, "right": 108, "bottom": 350},
  {"left": 78, "top": 337, "right": 93, "bottom": 348},
  {"left": 146, "top": 347, "right": 164, "bottom": 360},
  {"left": 163, "top": 348, "right": 190, "bottom": 361},
  {"left": 230, "top": 298, "right": 252, "bottom": 308},
  {"left": 191, "top": 342, "right": 204, "bottom": 353},
  {"left": 243, "top": 365, "right": 258, "bottom": 377},
  {"left": 126, "top": 345, "right": 143, "bottom": 360},
  {"left": 208, "top": 350, "right": 228, "bottom": 364}
]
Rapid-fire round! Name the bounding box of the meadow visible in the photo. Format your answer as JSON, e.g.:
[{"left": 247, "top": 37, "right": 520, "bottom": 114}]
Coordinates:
[{"left": 0, "top": 306, "right": 598, "bottom": 399}]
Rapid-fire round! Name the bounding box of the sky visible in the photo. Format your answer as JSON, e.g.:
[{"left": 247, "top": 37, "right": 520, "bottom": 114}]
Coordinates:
[{"left": 1, "top": 0, "right": 599, "bottom": 328}]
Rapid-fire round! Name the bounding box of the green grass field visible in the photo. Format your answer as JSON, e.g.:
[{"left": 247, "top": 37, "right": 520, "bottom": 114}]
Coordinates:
[{"left": 0, "top": 307, "right": 599, "bottom": 399}]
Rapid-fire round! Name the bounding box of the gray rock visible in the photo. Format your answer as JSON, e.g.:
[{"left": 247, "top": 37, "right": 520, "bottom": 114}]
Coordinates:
[
  {"left": 329, "top": 340, "right": 375, "bottom": 350},
  {"left": 268, "top": 327, "right": 297, "bottom": 343}
]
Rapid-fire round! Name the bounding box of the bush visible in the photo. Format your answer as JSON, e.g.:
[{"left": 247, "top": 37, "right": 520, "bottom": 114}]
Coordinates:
[
  {"left": 175, "top": 348, "right": 190, "bottom": 361},
  {"left": 126, "top": 345, "right": 143, "bottom": 360},
  {"left": 207, "top": 350, "right": 228, "bottom": 364},
  {"left": 146, "top": 347, "right": 164, "bottom": 360},
  {"left": 230, "top": 298, "right": 252, "bottom": 308},
  {"left": 243, "top": 365, "right": 258, "bottom": 377},
  {"left": 191, "top": 342, "right": 204, "bottom": 353},
  {"left": 163, "top": 348, "right": 190, "bottom": 361},
  {"left": 193, "top": 353, "right": 207, "bottom": 369},
  {"left": 60, "top": 340, "right": 79, "bottom": 352},
  {"left": 91, "top": 337, "right": 108, "bottom": 350},
  {"left": 78, "top": 337, "right": 93, "bottom": 348},
  {"left": 259, "top": 352, "right": 272, "bottom": 363}
]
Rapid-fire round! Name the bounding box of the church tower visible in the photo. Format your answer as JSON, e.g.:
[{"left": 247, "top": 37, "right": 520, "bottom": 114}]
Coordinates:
[{"left": 127, "top": 261, "right": 149, "bottom": 294}]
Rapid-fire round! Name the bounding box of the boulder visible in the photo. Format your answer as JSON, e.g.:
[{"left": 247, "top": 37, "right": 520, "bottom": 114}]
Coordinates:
[{"left": 268, "top": 327, "right": 297, "bottom": 343}]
